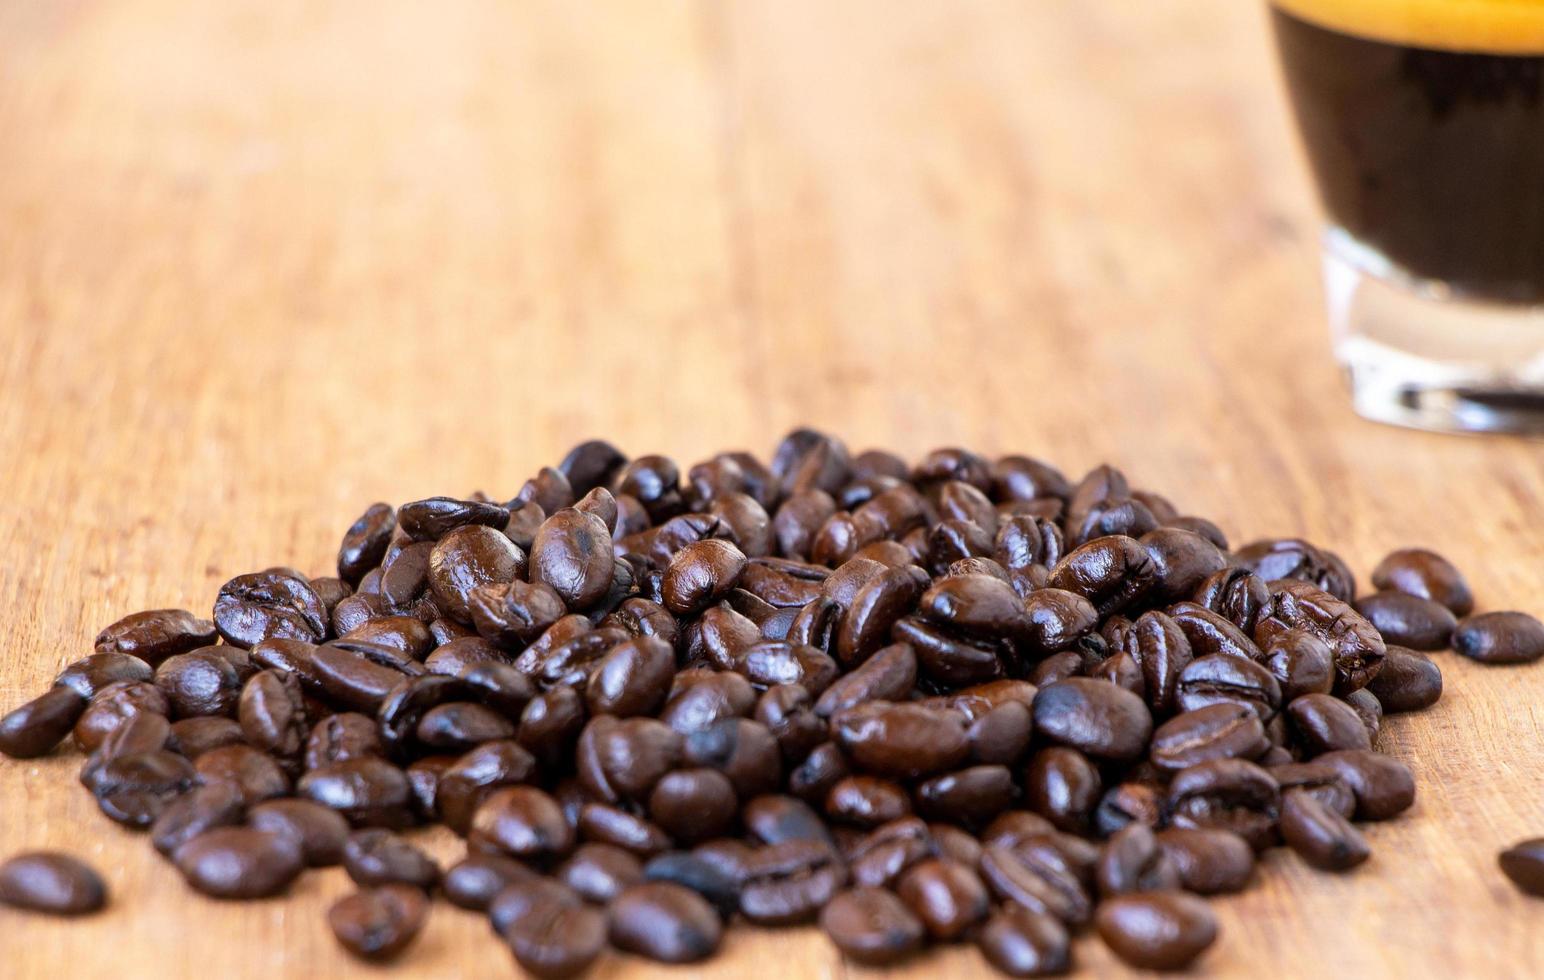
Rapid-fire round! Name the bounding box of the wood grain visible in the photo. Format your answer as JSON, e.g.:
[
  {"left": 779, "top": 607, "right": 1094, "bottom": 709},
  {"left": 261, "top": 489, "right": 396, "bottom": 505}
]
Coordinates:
[{"left": 2, "top": 1, "right": 1542, "bottom": 976}]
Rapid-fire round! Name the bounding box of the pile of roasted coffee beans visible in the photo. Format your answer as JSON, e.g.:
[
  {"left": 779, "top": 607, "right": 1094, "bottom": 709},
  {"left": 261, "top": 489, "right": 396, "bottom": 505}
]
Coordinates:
[{"left": 3, "top": 430, "right": 1543, "bottom": 975}]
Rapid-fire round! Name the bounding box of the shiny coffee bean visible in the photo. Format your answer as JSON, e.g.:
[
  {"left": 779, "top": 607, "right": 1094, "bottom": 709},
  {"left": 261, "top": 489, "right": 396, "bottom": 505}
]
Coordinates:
[
  {"left": 1367, "top": 646, "right": 1443, "bottom": 713},
  {"left": 1453, "top": 611, "right": 1544, "bottom": 665},
  {"left": 1499, "top": 839, "right": 1544, "bottom": 898},
  {"left": 299, "top": 757, "right": 414, "bottom": 828},
  {"left": 95, "top": 611, "right": 218, "bottom": 668},
  {"left": 1095, "top": 891, "right": 1217, "bottom": 970},
  {"left": 1286, "top": 694, "right": 1372, "bottom": 756},
  {"left": 739, "top": 840, "right": 847, "bottom": 925},
  {"left": 0, "top": 686, "right": 86, "bottom": 759},
  {"left": 443, "top": 854, "right": 536, "bottom": 910},
  {"left": 150, "top": 782, "right": 247, "bottom": 856},
  {"left": 976, "top": 905, "right": 1071, "bottom": 977},
  {"left": 1316, "top": 750, "right": 1415, "bottom": 820},
  {"left": 214, "top": 570, "right": 328, "bottom": 648},
  {"left": 89, "top": 750, "right": 197, "bottom": 827},
  {"left": 1354, "top": 591, "right": 1457, "bottom": 651},
  {"left": 194, "top": 744, "right": 291, "bottom": 804},
  {"left": 155, "top": 650, "right": 243, "bottom": 719},
  {"left": 1096, "top": 824, "right": 1181, "bottom": 896},
  {"left": 505, "top": 899, "right": 607, "bottom": 978},
  {"left": 1165, "top": 758, "right": 1281, "bottom": 850},
  {"left": 343, "top": 829, "right": 440, "bottom": 889},
  {"left": 471, "top": 786, "right": 575, "bottom": 861},
  {"left": 978, "top": 843, "right": 1091, "bottom": 927},
  {"left": 248, "top": 799, "right": 350, "bottom": 866},
  {"left": 328, "top": 884, "right": 429, "bottom": 961},
  {"left": 820, "top": 887, "right": 925, "bottom": 965},
  {"left": 1371, "top": 548, "right": 1473, "bottom": 616},
  {"left": 173, "top": 827, "right": 304, "bottom": 899},
  {"left": 556, "top": 843, "right": 642, "bottom": 904},
  {"left": 1155, "top": 828, "right": 1255, "bottom": 894},
  {"left": 1149, "top": 703, "right": 1269, "bottom": 773},
  {"left": 0, "top": 853, "right": 108, "bottom": 916},
  {"left": 832, "top": 702, "right": 970, "bottom": 778},
  {"left": 896, "top": 857, "right": 989, "bottom": 941},
  {"left": 1279, "top": 789, "right": 1370, "bottom": 871},
  {"left": 609, "top": 882, "right": 723, "bottom": 963},
  {"left": 1031, "top": 679, "right": 1152, "bottom": 762},
  {"left": 1175, "top": 654, "right": 1281, "bottom": 720}
]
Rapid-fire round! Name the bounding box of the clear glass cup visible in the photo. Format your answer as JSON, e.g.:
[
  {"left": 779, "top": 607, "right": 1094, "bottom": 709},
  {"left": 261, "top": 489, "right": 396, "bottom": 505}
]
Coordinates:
[{"left": 1270, "top": 0, "right": 1544, "bottom": 433}]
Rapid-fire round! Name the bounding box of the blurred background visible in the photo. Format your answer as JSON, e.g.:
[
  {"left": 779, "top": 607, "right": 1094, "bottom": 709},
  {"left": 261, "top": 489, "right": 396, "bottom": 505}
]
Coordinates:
[{"left": 2, "top": 2, "right": 1542, "bottom": 977}]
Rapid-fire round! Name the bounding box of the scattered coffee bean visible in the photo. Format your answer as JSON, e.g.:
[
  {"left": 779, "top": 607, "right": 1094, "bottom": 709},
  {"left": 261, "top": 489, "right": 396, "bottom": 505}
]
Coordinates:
[
  {"left": 1498, "top": 839, "right": 1544, "bottom": 898},
  {"left": 1453, "top": 612, "right": 1544, "bottom": 665},
  {"left": 329, "top": 884, "right": 429, "bottom": 961},
  {"left": 0, "top": 853, "right": 107, "bottom": 915},
  {"left": 1095, "top": 891, "right": 1217, "bottom": 970},
  {"left": 173, "top": 827, "right": 304, "bottom": 899},
  {"left": 609, "top": 882, "right": 723, "bottom": 963}
]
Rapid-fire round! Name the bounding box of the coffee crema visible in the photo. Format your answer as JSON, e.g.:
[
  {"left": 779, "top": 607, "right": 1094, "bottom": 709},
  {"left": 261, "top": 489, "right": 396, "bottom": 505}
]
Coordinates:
[{"left": 1274, "top": 0, "right": 1544, "bottom": 54}]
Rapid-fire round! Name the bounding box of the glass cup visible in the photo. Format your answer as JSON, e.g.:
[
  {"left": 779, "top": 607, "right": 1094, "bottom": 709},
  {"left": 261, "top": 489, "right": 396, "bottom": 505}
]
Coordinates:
[{"left": 1270, "top": 0, "right": 1544, "bottom": 433}]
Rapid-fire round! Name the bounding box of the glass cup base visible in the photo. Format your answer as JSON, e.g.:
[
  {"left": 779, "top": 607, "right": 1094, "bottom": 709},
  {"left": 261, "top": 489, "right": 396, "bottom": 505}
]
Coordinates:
[{"left": 1323, "top": 228, "right": 1544, "bottom": 434}]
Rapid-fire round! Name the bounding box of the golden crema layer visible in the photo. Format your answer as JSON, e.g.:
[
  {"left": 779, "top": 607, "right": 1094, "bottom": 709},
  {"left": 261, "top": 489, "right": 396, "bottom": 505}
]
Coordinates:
[{"left": 1274, "top": 0, "right": 1544, "bottom": 53}]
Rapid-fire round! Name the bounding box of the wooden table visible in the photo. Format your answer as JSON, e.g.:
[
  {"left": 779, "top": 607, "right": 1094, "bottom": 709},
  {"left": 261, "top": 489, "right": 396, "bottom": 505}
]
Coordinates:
[{"left": 2, "top": 1, "right": 1542, "bottom": 976}]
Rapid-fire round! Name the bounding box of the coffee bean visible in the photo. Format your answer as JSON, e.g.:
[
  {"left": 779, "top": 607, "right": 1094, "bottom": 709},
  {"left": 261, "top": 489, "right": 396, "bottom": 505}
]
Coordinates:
[
  {"left": 505, "top": 898, "right": 607, "bottom": 978},
  {"left": 557, "top": 843, "right": 642, "bottom": 904},
  {"left": 643, "top": 851, "right": 740, "bottom": 918},
  {"left": 1371, "top": 548, "right": 1473, "bottom": 616},
  {"left": 299, "top": 757, "right": 414, "bottom": 828},
  {"left": 1286, "top": 694, "right": 1372, "bottom": 756},
  {"left": 1175, "top": 654, "right": 1281, "bottom": 720},
  {"left": 1261, "top": 629, "right": 1336, "bottom": 701},
  {"left": 1166, "top": 758, "right": 1280, "bottom": 850},
  {"left": 1095, "top": 891, "right": 1217, "bottom": 970},
  {"left": 471, "top": 786, "right": 575, "bottom": 861},
  {"left": 1354, "top": 591, "right": 1457, "bottom": 651},
  {"left": 1150, "top": 703, "right": 1270, "bottom": 773},
  {"left": 1155, "top": 827, "right": 1255, "bottom": 894},
  {"left": 0, "top": 853, "right": 107, "bottom": 915},
  {"left": 1454, "top": 611, "right": 1544, "bottom": 665},
  {"left": 1316, "top": 749, "right": 1415, "bottom": 820},
  {"left": 427, "top": 524, "right": 524, "bottom": 622},
  {"left": 1097, "top": 823, "right": 1181, "bottom": 896},
  {"left": 398, "top": 496, "right": 508, "bottom": 541},
  {"left": 825, "top": 775, "right": 912, "bottom": 828},
  {"left": 530, "top": 509, "right": 617, "bottom": 610},
  {"left": 248, "top": 799, "right": 350, "bottom": 866},
  {"left": 739, "top": 839, "right": 847, "bottom": 924},
  {"left": 585, "top": 636, "right": 675, "bottom": 718},
  {"left": 1498, "top": 839, "right": 1544, "bottom": 898},
  {"left": 173, "top": 826, "right": 304, "bottom": 898},
  {"left": 895, "top": 856, "right": 991, "bottom": 940},
  {"left": 832, "top": 701, "right": 970, "bottom": 778},
  {"left": 214, "top": 570, "right": 329, "bottom": 648},
  {"left": 1024, "top": 747, "right": 1102, "bottom": 834},
  {"left": 1367, "top": 646, "right": 1443, "bottom": 713},
  {"left": 328, "top": 884, "right": 429, "bottom": 961},
  {"left": 343, "top": 829, "right": 440, "bottom": 889},
  {"left": 1254, "top": 581, "right": 1385, "bottom": 694},
  {"left": 1046, "top": 535, "right": 1156, "bottom": 618},
  {"left": 1234, "top": 537, "right": 1354, "bottom": 602},
  {"left": 1280, "top": 788, "right": 1370, "bottom": 871},
  {"left": 610, "top": 882, "right": 723, "bottom": 963},
  {"left": 305, "top": 712, "right": 384, "bottom": 770},
  {"left": 0, "top": 686, "right": 86, "bottom": 758},
  {"left": 337, "top": 503, "right": 398, "bottom": 586},
  {"left": 154, "top": 650, "right": 242, "bottom": 719},
  {"left": 94, "top": 610, "right": 219, "bottom": 668},
  {"left": 443, "top": 854, "right": 537, "bottom": 910},
  {"left": 820, "top": 887, "right": 924, "bottom": 965},
  {"left": 194, "top": 743, "right": 291, "bottom": 804},
  {"left": 238, "top": 669, "right": 307, "bottom": 759},
  {"left": 90, "top": 749, "right": 196, "bottom": 827},
  {"left": 1032, "top": 678, "right": 1152, "bottom": 762},
  {"left": 979, "top": 843, "right": 1091, "bottom": 926},
  {"left": 976, "top": 904, "right": 1071, "bottom": 977}
]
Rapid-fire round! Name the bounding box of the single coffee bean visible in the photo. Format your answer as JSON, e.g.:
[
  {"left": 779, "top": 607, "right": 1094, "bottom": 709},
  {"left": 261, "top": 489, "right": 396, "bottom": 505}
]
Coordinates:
[
  {"left": 90, "top": 749, "right": 197, "bottom": 827},
  {"left": 343, "top": 829, "right": 440, "bottom": 889},
  {"left": 1174, "top": 653, "right": 1281, "bottom": 720},
  {"left": 505, "top": 899, "right": 608, "bottom": 979},
  {"left": 214, "top": 570, "right": 329, "bottom": 648},
  {"left": 1165, "top": 758, "right": 1281, "bottom": 851},
  {"left": 1045, "top": 535, "right": 1156, "bottom": 619},
  {"left": 1094, "top": 781, "right": 1165, "bottom": 839},
  {"left": 609, "top": 882, "right": 723, "bottom": 963},
  {"left": 585, "top": 636, "right": 675, "bottom": 718},
  {"left": 1024, "top": 747, "right": 1102, "bottom": 834},
  {"left": 0, "top": 686, "right": 86, "bottom": 759},
  {"left": 1031, "top": 679, "right": 1152, "bottom": 762},
  {"left": 820, "top": 887, "right": 925, "bottom": 965},
  {"left": 1366, "top": 646, "right": 1443, "bottom": 713},
  {"left": 648, "top": 768, "right": 739, "bottom": 843},
  {"left": 173, "top": 826, "right": 305, "bottom": 899},
  {"left": 470, "top": 786, "right": 575, "bottom": 861},
  {"left": 1253, "top": 581, "right": 1385, "bottom": 694},
  {"left": 56, "top": 652, "right": 156, "bottom": 700},
  {"left": 1234, "top": 537, "right": 1355, "bottom": 601},
  {"left": 154, "top": 650, "right": 243, "bottom": 719},
  {"left": 1371, "top": 548, "right": 1473, "bottom": 616},
  {"left": 831, "top": 701, "right": 970, "bottom": 778},
  {"left": 328, "top": 884, "right": 429, "bottom": 961},
  {"left": 73, "top": 681, "right": 170, "bottom": 753},
  {"left": 166, "top": 716, "right": 246, "bottom": 759},
  {"left": 557, "top": 843, "right": 643, "bottom": 904},
  {"left": 247, "top": 799, "right": 350, "bottom": 866},
  {"left": 194, "top": 743, "right": 291, "bottom": 805},
  {"left": 337, "top": 503, "right": 397, "bottom": 585},
  {"left": 825, "top": 776, "right": 912, "bottom": 829},
  {"left": 978, "top": 843, "right": 1091, "bottom": 927},
  {"left": 898, "top": 857, "right": 991, "bottom": 940},
  {"left": 1155, "top": 828, "right": 1255, "bottom": 894},
  {"left": 298, "top": 757, "right": 414, "bottom": 828},
  {"left": 1095, "top": 891, "right": 1217, "bottom": 970},
  {"left": 1149, "top": 703, "right": 1270, "bottom": 773},
  {"left": 529, "top": 509, "right": 617, "bottom": 610},
  {"left": 0, "top": 853, "right": 108, "bottom": 915},
  {"left": 305, "top": 712, "right": 384, "bottom": 770},
  {"left": 1453, "top": 611, "right": 1544, "bottom": 665},
  {"left": 976, "top": 905, "right": 1072, "bottom": 977},
  {"left": 94, "top": 610, "right": 219, "bottom": 667},
  {"left": 238, "top": 669, "right": 308, "bottom": 759},
  {"left": 1279, "top": 789, "right": 1370, "bottom": 871},
  {"left": 1353, "top": 591, "right": 1457, "bottom": 651},
  {"left": 742, "top": 794, "right": 834, "bottom": 847},
  {"left": 739, "top": 840, "right": 848, "bottom": 925},
  {"left": 1498, "top": 839, "right": 1544, "bottom": 898},
  {"left": 1286, "top": 694, "right": 1372, "bottom": 756}
]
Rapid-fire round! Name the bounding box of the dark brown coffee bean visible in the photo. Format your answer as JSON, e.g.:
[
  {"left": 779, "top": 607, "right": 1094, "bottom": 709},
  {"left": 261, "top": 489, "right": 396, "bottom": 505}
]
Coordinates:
[
  {"left": 610, "top": 881, "right": 723, "bottom": 963},
  {"left": 1286, "top": 693, "right": 1372, "bottom": 755},
  {"left": 1097, "top": 823, "right": 1181, "bottom": 896},
  {"left": 837, "top": 566, "right": 930, "bottom": 667},
  {"left": 1354, "top": 591, "right": 1457, "bottom": 651},
  {"left": 150, "top": 782, "right": 247, "bottom": 856},
  {"left": 1024, "top": 747, "right": 1102, "bottom": 834},
  {"left": 824, "top": 776, "right": 912, "bottom": 828},
  {"left": 832, "top": 701, "right": 970, "bottom": 778},
  {"left": 457, "top": 661, "right": 535, "bottom": 717},
  {"left": 173, "top": 826, "right": 304, "bottom": 898},
  {"left": 1168, "top": 601, "right": 1264, "bottom": 662},
  {"left": 505, "top": 899, "right": 607, "bottom": 978},
  {"left": 661, "top": 539, "right": 748, "bottom": 617},
  {"left": 415, "top": 702, "right": 517, "bottom": 751},
  {"left": 471, "top": 786, "right": 575, "bottom": 861},
  {"left": 1454, "top": 611, "right": 1544, "bottom": 665},
  {"left": 425, "top": 524, "right": 523, "bottom": 623},
  {"left": 642, "top": 851, "right": 740, "bottom": 918},
  {"left": 978, "top": 843, "right": 1091, "bottom": 926},
  {"left": 1193, "top": 567, "right": 1270, "bottom": 633},
  {"left": 1032, "top": 678, "right": 1152, "bottom": 762},
  {"left": 976, "top": 904, "right": 1071, "bottom": 977},
  {"left": 1142, "top": 527, "right": 1227, "bottom": 604},
  {"left": 74, "top": 681, "right": 170, "bottom": 753},
  {"left": 739, "top": 839, "right": 848, "bottom": 925},
  {"left": 1367, "top": 646, "right": 1443, "bottom": 713},
  {"left": 660, "top": 671, "right": 756, "bottom": 735},
  {"left": 1235, "top": 537, "right": 1354, "bottom": 600},
  {"left": 820, "top": 887, "right": 925, "bottom": 965},
  {"left": 1149, "top": 703, "right": 1270, "bottom": 773},
  {"left": 305, "top": 712, "right": 383, "bottom": 770},
  {"left": 575, "top": 716, "right": 682, "bottom": 804},
  {"left": 337, "top": 503, "right": 397, "bottom": 585},
  {"left": 328, "top": 884, "right": 429, "bottom": 961},
  {"left": 1095, "top": 891, "right": 1217, "bottom": 970},
  {"left": 1280, "top": 788, "right": 1370, "bottom": 871},
  {"left": 649, "top": 768, "right": 739, "bottom": 842},
  {"left": 558, "top": 843, "right": 643, "bottom": 904},
  {"left": 57, "top": 652, "right": 160, "bottom": 705},
  {"left": 343, "top": 829, "right": 439, "bottom": 889},
  {"left": 1175, "top": 654, "right": 1281, "bottom": 720},
  {"left": 913, "top": 765, "right": 1015, "bottom": 826},
  {"left": 919, "top": 573, "right": 1030, "bottom": 641},
  {"left": 528, "top": 508, "right": 615, "bottom": 611},
  {"left": 443, "top": 854, "right": 537, "bottom": 910},
  {"left": 1267, "top": 761, "right": 1356, "bottom": 818},
  {"left": 1094, "top": 781, "right": 1164, "bottom": 838},
  {"left": 992, "top": 455, "right": 1071, "bottom": 502},
  {"left": 0, "top": 853, "right": 107, "bottom": 916},
  {"left": 576, "top": 803, "right": 672, "bottom": 857},
  {"left": 0, "top": 686, "right": 85, "bottom": 758},
  {"left": 248, "top": 798, "right": 351, "bottom": 866},
  {"left": 558, "top": 439, "right": 628, "bottom": 495},
  {"left": 192, "top": 743, "right": 290, "bottom": 804},
  {"left": 238, "top": 669, "right": 307, "bottom": 758},
  {"left": 1261, "top": 629, "right": 1336, "bottom": 701},
  {"left": 154, "top": 650, "right": 242, "bottom": 719},
  {"left": 1371, "top": 548, "right": 1473, "bottom": 616},
  {"left": 489, "top": 877, "right": 582, "bottom": 936},
  {"left": 89, "top": 749, "right": 196, "bottom": 827},
  {"left": 1155, "top": 828, "right": 1255, "bottom": 894},
  {"left": 1499, "top": 839, "right": 1544, "bottom": 897},
  {"left": 337, "top": 616, "right": 434, "bottom": 659},
  {"left": 94, "top": 610, "right": 219, "bottom": 667},
  {"left": 299, "top": 757, "right": 414, "bottom": 828},
  {"left": 1166, "top": 758, "right": 1280, "bottom": 850},
  {"left": 214, "top": 570, "right": 328, "bottom": 648},
  {"left": 585, "top": 636, "right": 675, "bottom": 718},
  {"left": 894, "top": 856, "right": 990, "bottom": 940},
  {"left": 398, "top": 496, "right": 508, "bottom": 541},
  {"left": 1316, "top": 749, "right": 1415, "bottom": 820},
  {"left": 891, "top": 615, "right": 1011, "bottom": 687},
  {"left": 311, "top": 642, "right": 424, "bottom": 714},
  {"left": 1045, "top": 535, "right": 1156, "bottom": 618}
]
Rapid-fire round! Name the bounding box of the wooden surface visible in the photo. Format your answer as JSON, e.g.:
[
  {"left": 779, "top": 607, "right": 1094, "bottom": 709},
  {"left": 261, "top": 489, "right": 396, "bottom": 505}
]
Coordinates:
[{"left": 2, "top": 1, "right": 1542, "bottom": 976}]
